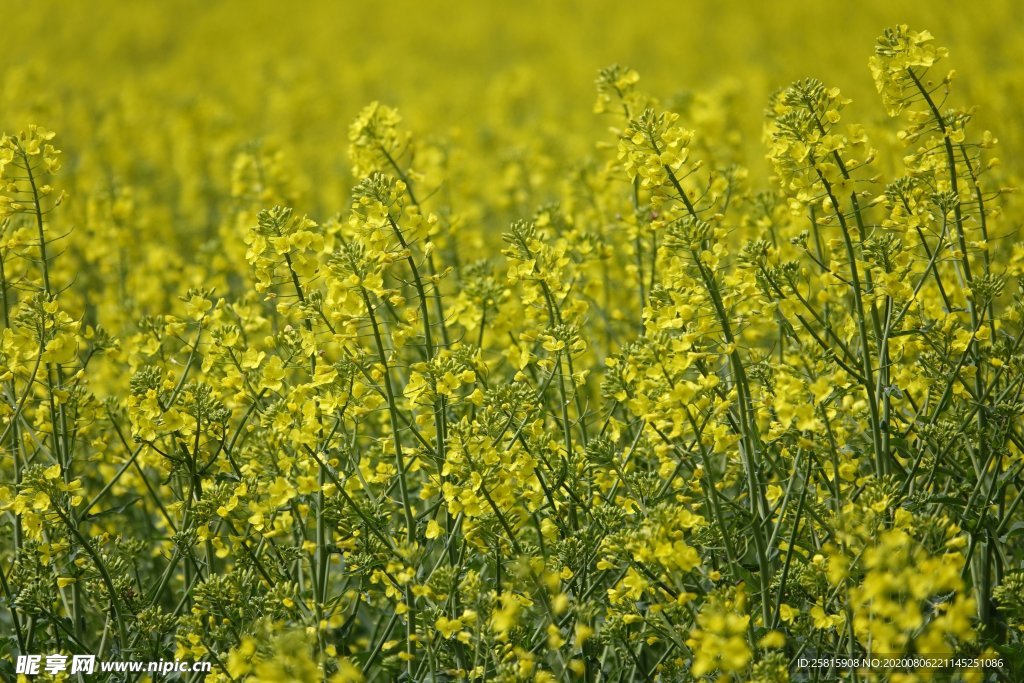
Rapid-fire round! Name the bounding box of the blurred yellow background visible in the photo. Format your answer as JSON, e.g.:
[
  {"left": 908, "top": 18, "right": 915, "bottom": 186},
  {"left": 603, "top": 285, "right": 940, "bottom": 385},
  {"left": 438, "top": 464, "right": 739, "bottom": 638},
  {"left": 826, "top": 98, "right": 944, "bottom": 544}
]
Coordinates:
[{"left": 7, "top": 1, "right": 1021, "bottom": 184}]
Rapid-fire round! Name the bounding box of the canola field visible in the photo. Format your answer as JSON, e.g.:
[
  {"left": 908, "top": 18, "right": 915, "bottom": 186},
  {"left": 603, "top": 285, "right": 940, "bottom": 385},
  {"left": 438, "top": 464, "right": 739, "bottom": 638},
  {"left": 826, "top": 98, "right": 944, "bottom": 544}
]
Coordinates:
[{"left": 3, "top": 1, "right": 1024, "bottom": 680}]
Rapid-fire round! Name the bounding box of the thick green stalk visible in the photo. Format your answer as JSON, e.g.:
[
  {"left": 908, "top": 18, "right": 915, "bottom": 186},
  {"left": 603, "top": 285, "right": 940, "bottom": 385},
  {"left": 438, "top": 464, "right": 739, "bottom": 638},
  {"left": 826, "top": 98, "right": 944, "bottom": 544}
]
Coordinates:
[
  {"left": 812, "top": 164, "right": 886, "bottom": 477},
  {"left": 359, "top": 284, "right": 417, "bottom": 671},
  {"left": 656, "top": 152, "right": 772, "bottom": 622}
]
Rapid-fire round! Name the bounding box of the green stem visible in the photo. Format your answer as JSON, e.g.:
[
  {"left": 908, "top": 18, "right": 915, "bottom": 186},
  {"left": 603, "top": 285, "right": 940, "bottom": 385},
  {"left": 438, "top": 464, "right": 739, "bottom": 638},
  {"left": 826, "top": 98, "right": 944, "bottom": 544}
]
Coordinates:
[{"left": 358, "top": 284, "right": 417, "bottom": 671}]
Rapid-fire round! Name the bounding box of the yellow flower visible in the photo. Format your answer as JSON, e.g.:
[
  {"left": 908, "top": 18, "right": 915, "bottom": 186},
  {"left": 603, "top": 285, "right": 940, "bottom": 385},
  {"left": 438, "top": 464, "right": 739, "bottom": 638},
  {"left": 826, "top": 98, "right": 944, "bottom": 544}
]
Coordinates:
[
  {"left": 435, "top": 616, "right": 463, "bottom": 639},
  {"left": 261, "top": 356, "right": 286, "bottom": 392}
]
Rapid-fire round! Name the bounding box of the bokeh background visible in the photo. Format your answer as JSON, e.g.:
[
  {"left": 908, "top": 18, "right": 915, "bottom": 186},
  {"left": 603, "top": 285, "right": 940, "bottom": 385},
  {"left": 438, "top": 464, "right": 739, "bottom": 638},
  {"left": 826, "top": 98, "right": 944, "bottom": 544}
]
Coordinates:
[{"left": 6, "top": 0, "right": 1022, "bottom": 204}]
